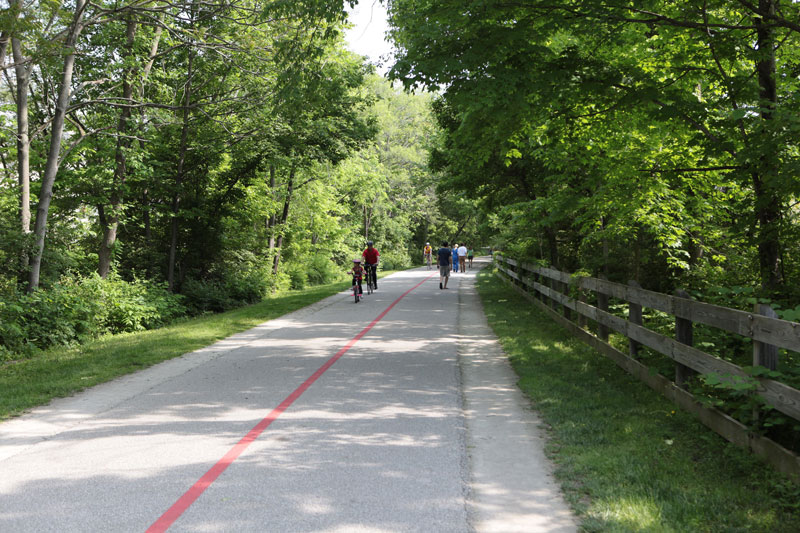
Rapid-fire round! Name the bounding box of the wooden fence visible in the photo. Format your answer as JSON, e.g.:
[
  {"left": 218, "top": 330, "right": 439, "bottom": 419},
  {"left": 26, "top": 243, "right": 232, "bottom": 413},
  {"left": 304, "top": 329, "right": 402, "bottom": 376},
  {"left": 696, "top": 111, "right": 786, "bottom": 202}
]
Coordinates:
[{"left": 494, "top": 254, "right": 800, "bottom": 479}]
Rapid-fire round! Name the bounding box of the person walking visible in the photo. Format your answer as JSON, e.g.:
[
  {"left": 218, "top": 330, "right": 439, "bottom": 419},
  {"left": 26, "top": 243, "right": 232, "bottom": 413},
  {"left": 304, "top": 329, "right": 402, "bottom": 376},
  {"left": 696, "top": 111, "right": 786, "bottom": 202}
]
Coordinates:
[
  {"left": 438, "top": 241, "right": 452, "bottom": 289},
  {"left": 467, "top": 246, "right": 474, "bottom": 269},
  {"left": 452, "top": 243, "right": 459, "bottom": 273},
  {"left": 457, "top": 243, "right": 467, "bottom": 273}
]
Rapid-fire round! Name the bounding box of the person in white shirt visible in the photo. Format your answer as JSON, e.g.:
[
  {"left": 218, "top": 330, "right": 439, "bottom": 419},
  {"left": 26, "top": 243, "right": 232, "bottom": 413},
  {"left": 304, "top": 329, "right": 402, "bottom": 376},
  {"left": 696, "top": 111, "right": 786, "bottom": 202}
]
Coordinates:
[{"left": 457, "top": 244, "right": 468, "bottom": 273}]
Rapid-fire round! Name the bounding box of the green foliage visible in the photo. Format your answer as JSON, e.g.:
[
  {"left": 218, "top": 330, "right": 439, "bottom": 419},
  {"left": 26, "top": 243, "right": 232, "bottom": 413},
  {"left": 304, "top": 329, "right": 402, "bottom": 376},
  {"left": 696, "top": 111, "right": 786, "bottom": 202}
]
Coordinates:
[
  {"left": 284, "top": 262, "right": 309, "bottom": 291},
  {"left": 0, "top": 1, "right": 462, "bottom": 368},
  {"left": 779, "top": 306, "right": 800, "bottom": 323},
  {"left": 388, "top": 0, "right": 800, "bottom": 298},
  {"left": 688, "top": 366, "right": 800, "bottom": 452},
  {"left": 692, "top": 372, "right": 764, "bottom": 425},
  {"left": 180, "top": 250, "right": 276, "bottom": 313},
  {"left": 0, "top": 274, "right": 185, "bottom": 361},
  {"left": 76, "top": 274, "right": 186, "bottom": 334},
  {"left": 180, "top": 278, "right": 236, "bottom": 314},
  {"left": 379, "top": 249, "right": 413, "bottom": 270},
  {"left": 305, "top": 254, "right": 343, "bottom": 286}
]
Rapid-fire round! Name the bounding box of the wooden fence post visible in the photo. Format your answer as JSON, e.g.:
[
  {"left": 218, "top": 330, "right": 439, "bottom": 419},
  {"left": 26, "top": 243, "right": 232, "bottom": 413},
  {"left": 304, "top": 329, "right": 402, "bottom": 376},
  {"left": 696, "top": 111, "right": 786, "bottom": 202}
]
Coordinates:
[
  {"left": 597, "top": 274, "right": 609, "bottom": 342},
  {"left": 628, "top": 280, "right": 643, "bottom": 359},
  {"left": 578, "top": 289, "right": 588, "bottom": 329},
  {"left": 544, "top": 275, "right": 554, "bottom": 309},
  {"left": 752, "top": 303, "right": 779, "bottom": 427},
  {"left": 561, "top": 279, "right": 572, "bottom": 321},
  {"left": 520, "top": 268, "right": 527, "bottom": 294},
  {"left": 753, "top": 303, "right": 779, "bottom": 370},
  {"left": 674, "top": 289, "right": 697, "bottom": 389}
]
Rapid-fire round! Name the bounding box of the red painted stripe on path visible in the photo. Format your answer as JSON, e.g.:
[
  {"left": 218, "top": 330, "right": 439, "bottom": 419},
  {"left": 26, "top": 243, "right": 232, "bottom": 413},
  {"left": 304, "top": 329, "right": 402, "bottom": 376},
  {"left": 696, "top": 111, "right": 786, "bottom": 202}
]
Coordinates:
[{"left": 147, "top": 272, "right": 436, "bottom": 532}]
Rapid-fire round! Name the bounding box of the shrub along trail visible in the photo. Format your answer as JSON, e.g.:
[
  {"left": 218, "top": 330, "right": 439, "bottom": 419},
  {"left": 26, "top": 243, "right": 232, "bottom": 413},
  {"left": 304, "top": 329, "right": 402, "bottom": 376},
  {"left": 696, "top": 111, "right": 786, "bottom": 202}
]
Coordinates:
[{"left": 0, "top": 260, "right": 575, "bottom": 532}]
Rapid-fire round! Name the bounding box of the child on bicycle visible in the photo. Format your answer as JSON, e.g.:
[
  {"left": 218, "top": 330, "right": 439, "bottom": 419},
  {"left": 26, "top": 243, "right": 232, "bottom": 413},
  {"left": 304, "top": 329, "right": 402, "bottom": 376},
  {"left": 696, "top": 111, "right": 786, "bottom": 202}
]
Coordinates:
[{"left": 350, "top": 258, "right": 365, "bottom": 295}]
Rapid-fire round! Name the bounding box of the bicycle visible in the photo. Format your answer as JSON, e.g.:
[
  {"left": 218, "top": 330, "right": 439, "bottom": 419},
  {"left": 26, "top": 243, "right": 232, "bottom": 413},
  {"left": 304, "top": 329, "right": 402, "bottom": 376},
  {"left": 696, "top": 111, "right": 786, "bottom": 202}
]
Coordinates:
[
  {"left": 352, "top": 276, "right": 362, "bottom": 303},
  {"left": 364, "top": 263, "right": 377, "bottom": 292},
  {"left": 424, "top": 253, "right": 432, "bottom": 270}
]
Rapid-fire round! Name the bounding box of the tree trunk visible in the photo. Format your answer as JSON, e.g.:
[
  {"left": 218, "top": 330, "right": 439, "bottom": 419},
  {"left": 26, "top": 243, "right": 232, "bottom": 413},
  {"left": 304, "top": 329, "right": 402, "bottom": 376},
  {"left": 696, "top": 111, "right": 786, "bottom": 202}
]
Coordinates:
[
  {"left": 543, "top": 224, "right": 559, "bottom": 269},
  {"left": 272, "top": 166, "right": 295, "bottom": 275},
  {"left": 0, "top": 32, "right": 8, "bottom": 70},
  {"left": 142, "top": 189, "right": 151, "bottom": 241},
  {"left": 634, "top": 226, "right": 641, "bottom": 283},
  {"left": 98, "top": 17, "right": 136, "bottom": 278},
  {"left": 267, "top": 165, "right": 277, "bottom": 255},
  {"left": 136, "top": 22, "right": 162, "bottom": 247},
  {"left": 168, "top": 20, "right": 195, "bottom": 292},
  {"left": 753, "top": 0, "right": 783, "bottom": 293},
  {"left": 8, "top": 0, "right": 27, "bottom": 241},
  {"left": 28, "top": 0, "right": 87, "bottom": 291},
  {"left": 363, "top": 204, "right": 370, "bottom": 241},
  {"left": 601, "top": 216, "right": 609, "bottom": 277},
  {"left": 451, "top": 213, "right": 473, "bottom": 245},
  {"left": 0, "top": 0, "right": 21, "bottom": 72},
  {"left": 12, "top": 36, "right": 30, "bottom": 235}
]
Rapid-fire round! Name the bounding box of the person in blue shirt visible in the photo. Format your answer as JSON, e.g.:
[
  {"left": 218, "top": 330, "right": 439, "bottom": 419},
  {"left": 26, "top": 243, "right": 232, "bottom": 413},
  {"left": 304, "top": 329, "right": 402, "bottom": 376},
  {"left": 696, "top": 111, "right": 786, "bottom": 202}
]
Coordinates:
[
  {"left": 452, "top": 243, "right": 459, "bottom": 273},
  {"left": 437, "top": 241, "right": 452, "bottom": 289}
]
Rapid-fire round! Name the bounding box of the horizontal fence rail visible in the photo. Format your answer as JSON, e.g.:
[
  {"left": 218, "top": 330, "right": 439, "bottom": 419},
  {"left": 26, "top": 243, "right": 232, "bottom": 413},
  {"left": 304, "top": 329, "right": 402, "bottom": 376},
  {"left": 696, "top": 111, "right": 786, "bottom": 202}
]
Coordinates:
[{"left": 494, "top": 254, "right": 800, "bottom": 479}]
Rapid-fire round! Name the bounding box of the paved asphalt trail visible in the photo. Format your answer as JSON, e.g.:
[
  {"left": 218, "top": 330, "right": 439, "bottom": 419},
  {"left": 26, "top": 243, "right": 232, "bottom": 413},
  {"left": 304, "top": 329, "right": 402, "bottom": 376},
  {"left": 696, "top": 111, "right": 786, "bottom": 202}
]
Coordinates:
[{"left": 0, "top": 258, "right": 576, "bottom": 532}]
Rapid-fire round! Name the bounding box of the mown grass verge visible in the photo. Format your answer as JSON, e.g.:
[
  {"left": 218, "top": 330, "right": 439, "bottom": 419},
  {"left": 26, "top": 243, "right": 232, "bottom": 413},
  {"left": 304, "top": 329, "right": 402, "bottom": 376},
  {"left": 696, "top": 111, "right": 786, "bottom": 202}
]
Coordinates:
[
  {"left": 475, "top": 268, "right": 800, "bottom": 532},
  {"left": 0, "top": 278, "right": 361, "bottom": 421}
]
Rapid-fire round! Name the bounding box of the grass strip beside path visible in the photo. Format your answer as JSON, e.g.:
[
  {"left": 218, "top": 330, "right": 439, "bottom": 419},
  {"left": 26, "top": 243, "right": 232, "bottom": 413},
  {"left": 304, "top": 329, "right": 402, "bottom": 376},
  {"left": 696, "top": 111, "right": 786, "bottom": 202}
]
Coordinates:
[
  {"left": 476, "top": 268, "right": 800, "bottom": 532},
  {"left": 0, "top": 279, "right": 363, "bottom": 421}
]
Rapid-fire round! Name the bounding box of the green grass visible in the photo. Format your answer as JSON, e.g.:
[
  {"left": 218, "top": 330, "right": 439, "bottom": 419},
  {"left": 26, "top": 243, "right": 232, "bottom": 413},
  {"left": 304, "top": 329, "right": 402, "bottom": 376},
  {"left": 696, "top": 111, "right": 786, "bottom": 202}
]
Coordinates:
[
  {"left": 476, "top": 268, "right": 800, "bottom": 532},
  {"left": 0, "top": 279, "right": 356, "bottom": 421}
]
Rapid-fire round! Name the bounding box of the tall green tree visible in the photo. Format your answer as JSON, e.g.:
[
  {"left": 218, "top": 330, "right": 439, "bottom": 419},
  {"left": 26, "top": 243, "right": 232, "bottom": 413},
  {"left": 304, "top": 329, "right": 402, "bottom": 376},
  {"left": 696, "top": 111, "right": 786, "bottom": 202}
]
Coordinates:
[{"left": 387, "top": 0, "right": 800, "bottom": 296}]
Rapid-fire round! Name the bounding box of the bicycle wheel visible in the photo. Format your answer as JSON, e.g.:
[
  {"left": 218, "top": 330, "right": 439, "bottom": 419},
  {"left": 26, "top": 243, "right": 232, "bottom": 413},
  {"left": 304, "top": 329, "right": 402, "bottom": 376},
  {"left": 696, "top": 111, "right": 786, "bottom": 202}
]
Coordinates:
[
  {"left": 367, "top": 278, "right": 373, "bottom": 295},
  {"left": 353, "top": 283, "right": 359, "bottom": 303}
]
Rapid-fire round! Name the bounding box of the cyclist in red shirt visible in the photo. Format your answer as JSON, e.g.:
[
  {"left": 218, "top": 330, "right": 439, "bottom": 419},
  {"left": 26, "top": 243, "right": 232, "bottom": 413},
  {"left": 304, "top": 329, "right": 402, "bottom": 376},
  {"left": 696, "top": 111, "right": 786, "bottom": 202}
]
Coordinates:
[{"left": 362, "top": 241, "right": 380, "bottom": 290}]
